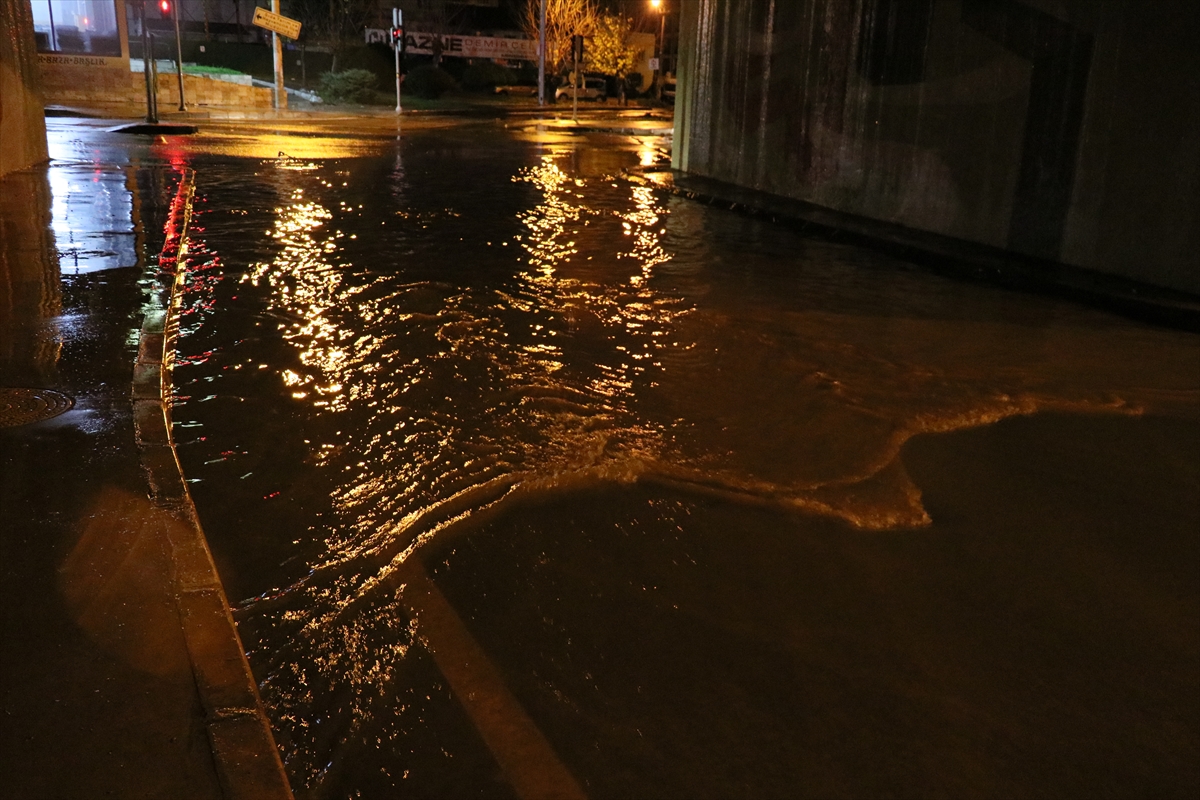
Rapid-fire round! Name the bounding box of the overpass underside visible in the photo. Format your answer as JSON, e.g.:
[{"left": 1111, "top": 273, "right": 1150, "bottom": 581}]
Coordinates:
[{"left": 672, "top": 0, "right": 1199, "bottom": 295}]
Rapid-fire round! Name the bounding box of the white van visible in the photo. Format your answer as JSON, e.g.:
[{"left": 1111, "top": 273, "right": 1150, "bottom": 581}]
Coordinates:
[{"left": 556, "top": 76, "right": 608, "bottom": 101}]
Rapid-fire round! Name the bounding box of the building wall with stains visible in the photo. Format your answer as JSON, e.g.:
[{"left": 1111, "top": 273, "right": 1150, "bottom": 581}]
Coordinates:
[
  {"left": 673, "top": 0, "right": 1199, "bottom": 294},
  {"left": 0, "top": 0, "right": 49, "bottom": 176}
]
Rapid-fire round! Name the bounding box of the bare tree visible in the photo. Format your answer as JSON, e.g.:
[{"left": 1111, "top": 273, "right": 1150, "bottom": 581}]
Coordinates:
[
  {"left": 522, "top": 0, "right": 598, "bottom": 76},
  {"left": 232, "top": 0, "right": 243, "bottom": 42},
  {"left": 290, "top": 0, "right": 380, "bottom": 72},
  {"left": 407, "top": 0, "right": 467, "bottom": 67}
]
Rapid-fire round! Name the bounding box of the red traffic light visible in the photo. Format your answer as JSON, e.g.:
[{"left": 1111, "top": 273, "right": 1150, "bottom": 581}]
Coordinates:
[{"left": 158, "top": 0, "right": 170, "bottom": 14}]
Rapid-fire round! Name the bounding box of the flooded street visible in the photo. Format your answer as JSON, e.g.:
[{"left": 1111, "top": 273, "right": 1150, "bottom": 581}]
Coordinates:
[{"left": 36, "top": 116, "right": 1199, "bottom": 798}]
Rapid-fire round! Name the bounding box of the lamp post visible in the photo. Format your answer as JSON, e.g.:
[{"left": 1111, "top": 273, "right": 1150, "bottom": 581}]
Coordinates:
[{"left": 650, "top": 0, "right": 665, "bottom": 101}]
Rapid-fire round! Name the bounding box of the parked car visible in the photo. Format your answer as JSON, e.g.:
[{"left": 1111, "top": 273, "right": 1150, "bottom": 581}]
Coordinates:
[{"left": 555, "top": 76, "right": 607, "bottom": 101}]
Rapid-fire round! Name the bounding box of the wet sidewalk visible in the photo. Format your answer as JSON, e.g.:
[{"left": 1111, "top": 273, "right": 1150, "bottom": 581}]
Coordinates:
[{"left": 0, "top": 140, "right": 287, "bottom": 797}]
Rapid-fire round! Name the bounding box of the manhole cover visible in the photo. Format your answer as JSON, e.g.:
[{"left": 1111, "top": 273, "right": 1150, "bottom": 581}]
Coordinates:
[{"left": 0, "top": 388, "right": 75, "bottom": 428}]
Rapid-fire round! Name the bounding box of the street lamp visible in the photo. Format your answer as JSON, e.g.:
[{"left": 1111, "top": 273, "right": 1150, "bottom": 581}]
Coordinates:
[{"left": 650, "top": 0, "right": 665, "bottom": 101}]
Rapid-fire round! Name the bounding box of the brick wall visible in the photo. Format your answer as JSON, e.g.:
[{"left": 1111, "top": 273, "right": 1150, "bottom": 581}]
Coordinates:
[{"left": 38, "top": 58, "right": 273, "bottom": 109}]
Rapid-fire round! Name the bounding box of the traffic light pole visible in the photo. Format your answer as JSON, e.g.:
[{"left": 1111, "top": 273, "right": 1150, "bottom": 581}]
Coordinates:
[
  {"left": 393, "top": 8, "right": 403, "bottom": 114},
  {"left": 571, "top": 35, "right": 583, "bottom": 122}
]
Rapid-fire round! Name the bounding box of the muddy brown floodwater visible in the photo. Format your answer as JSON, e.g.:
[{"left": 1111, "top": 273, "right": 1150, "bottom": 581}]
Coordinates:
[{"left": 154, "top": 119, "right": 1199, "bottom": 799}]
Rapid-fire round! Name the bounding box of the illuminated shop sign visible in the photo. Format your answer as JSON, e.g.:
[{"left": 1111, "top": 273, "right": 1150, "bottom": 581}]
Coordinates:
[{"left": 364, "top": 29, "right": 537, "bottom": 61}]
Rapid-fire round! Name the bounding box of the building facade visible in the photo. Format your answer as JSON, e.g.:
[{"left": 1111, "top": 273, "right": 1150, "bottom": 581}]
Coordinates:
[{"left": 31, "top": 0, "right": 135, "bottom": 103}]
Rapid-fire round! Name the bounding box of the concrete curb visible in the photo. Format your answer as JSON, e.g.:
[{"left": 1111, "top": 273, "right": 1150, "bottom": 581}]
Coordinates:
[{"left": 132, "top": 170, "right": 294, "bottom": 800}]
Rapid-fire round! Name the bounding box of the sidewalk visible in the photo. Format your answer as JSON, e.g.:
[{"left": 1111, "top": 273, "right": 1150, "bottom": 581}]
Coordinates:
[{"left": 45, "top": 93, "right": 674, "bottom": 130}]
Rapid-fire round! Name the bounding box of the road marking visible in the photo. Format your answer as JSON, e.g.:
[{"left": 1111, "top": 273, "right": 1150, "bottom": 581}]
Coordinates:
[{"left": 397, "top": 558, "right": 588, "bottom": 800}]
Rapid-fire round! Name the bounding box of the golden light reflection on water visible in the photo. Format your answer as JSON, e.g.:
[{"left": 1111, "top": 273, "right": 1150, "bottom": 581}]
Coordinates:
[
  {"left": 241, "top": 189, "right": 354, "bottom": 412},
  {"left": 623, "top": 185, "right": 670, "bottom": 287},
  {"left": 194, "top": 142, "right": 1200, "bottom": 555},
  {"left": 213, "top": 149, "right": 702, "bottom": 662},
  {"left": 157, "top": 131, "right": 387, "bottom": 161},
  {"left": 510, "top": 153, "right": 686, "bottom": 403},
  {"left": 171, "top": 132, "right": 1200, "bottom": 795},
  {"left": 514, "top": 156, "right": 588, "bottom": 280}
]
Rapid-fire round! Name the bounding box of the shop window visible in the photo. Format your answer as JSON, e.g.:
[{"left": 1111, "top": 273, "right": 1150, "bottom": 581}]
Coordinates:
[{"left": 31, "top": 0, "right": 122, "bottom": 57}]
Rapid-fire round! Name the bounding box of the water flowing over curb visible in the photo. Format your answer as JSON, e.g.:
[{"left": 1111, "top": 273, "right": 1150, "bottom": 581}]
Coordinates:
[{"left": 133, "top": 169, "right": 294, "bottom": 800}]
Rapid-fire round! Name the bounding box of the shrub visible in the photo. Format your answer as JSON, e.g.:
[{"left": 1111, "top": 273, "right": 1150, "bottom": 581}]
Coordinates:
[
  {"left": 460, "top": 62, "right": 520, "bottom": 91},
  {"left": 338, "top": 43, "right": 396, "bottom": 87},
  {"left": 404, "top": 65, "right": 456, "bottom": 99},
  {"left": 317, "top": 69, "right": 378, "bottom": 104}
]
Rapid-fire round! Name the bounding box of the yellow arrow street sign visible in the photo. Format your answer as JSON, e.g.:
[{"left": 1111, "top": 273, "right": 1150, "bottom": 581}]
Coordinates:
[{"left": 251, "top": 7, "right": 302, "bottom": 40}]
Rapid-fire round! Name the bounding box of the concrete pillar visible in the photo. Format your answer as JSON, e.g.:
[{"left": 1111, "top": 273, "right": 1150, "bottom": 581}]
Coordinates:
[
  {"left": 0, "top": 170, "right": 61, "bottom": 380},
  {"left": 673, "top": 0, "right": 1199, "bottom": 294},
  {"left": 0, "top": 0, "right": 49, "bottom": 177}
]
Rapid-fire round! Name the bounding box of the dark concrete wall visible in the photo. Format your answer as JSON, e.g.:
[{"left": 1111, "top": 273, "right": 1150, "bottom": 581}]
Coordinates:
[
  {"left": 0, "top": 170, "right": 59, "bottom": 377},
  {"left": 0, "top": 0, "right": 49, "bottom": 176},
  {"left": 673, "top": 0, "right": 1199, "bottom": 294}
]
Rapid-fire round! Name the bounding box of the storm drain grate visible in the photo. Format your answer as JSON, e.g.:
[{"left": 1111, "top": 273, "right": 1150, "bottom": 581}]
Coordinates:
[{"left": 0, "top": 388, "right": 75, "bottom": 428}]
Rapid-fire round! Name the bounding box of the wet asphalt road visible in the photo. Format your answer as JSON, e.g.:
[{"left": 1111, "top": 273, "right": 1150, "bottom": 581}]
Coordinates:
[{"left": 2, "top": 112, "right": 1198, "bottom": 799}]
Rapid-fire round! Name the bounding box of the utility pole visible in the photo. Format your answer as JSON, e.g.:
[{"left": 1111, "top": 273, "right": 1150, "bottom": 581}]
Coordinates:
[
  {"left": 172, "top": 0, "right": 185, "bottom": 110},
  {"left": 537, "top": 0, "right": 546, "bottom": 106},
  {"left": 571, "top": 34, "right": 583, "bottom": 122},
  {"left": 271, "top": 0, "right": 285, "bottom": 109},
  {"left": 658, "top": 9, "right": 665, "bottom": 68},
  {"left": 652, "top": 0, "right": 665, "bottom": 101}
]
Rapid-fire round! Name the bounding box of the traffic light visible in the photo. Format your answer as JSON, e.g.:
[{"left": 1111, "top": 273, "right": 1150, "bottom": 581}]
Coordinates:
[
  {"left": 391, "top": 26, "right": 405, "bottom": 52},
  {"left": 158, "top": 0, "right": 170, "bottom": 16}
]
